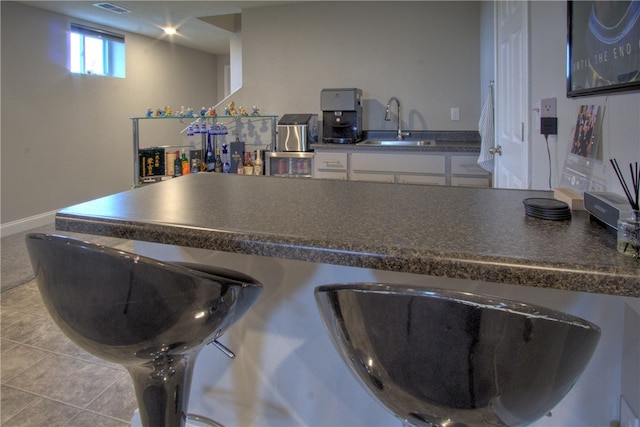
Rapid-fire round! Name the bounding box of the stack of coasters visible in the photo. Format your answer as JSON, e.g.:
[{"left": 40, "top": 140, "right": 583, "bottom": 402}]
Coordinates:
[{"left": 523, "top": 198, "right": 572, "bottom": 221}]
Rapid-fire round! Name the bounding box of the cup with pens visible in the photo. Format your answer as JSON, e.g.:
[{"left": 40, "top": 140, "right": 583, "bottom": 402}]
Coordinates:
[{"left": 611, "top": 159, "right": 639, "bottom": 259}]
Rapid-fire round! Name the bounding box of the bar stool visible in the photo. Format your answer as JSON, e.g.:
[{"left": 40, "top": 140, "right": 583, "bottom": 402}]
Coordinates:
[
  {"left": 26, "top": 233, "right": 262, "bottom": 427},
  {"left": 315, "top": 283, "right": 601, "bottom": 426}
]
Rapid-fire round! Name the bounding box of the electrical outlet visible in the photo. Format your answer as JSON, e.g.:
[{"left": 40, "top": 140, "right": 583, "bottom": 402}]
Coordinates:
[
  {"left": 541, "top": 97, "right": 557, "bottom": 118},
  {"left": 451, "top": 107, "right": 460, "bottom": 121},
  {"left": 621, "top": 396, "right": 640, "bottom": 427}
]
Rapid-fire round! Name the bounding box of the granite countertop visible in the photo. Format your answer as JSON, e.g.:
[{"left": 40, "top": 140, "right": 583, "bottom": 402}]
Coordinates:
[
  {"left": 55, "top": 173, "right": 640, "bottom": 297},
  {"left": 312, "top": 130, "right": 482, "bottom": 153}
]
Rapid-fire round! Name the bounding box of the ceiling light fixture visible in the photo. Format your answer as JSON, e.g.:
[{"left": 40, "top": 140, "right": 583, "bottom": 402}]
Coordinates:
[
  {"left": 163, "top": 27, "right": 177, "bottom": 36},
  {"left": 93, "top": 2, "right": 131, "bottom": 15}
]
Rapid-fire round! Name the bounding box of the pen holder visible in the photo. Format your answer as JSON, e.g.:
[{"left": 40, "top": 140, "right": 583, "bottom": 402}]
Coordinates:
[{"left": 617, "top": 209, "right": 640, "bottom": 258}]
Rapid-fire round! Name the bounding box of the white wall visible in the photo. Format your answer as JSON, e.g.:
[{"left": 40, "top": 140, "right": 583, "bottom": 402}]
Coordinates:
[
  {"left": 529, "top": 1, "right": 640, "bottom": 191},
  {"left": 233, "top": 1, "right": 482, "bottom": 131},
  {"left": 0, "top": 2, "right": 219, "bottom": 226}
]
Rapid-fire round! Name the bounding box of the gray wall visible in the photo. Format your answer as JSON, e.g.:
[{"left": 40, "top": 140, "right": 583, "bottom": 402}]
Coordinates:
[
  {"left": 1, "top": 1, "right": 218, "bottom": 227},
  {"left": 235, "top": 1, "right": 482, "bottom": 131}
]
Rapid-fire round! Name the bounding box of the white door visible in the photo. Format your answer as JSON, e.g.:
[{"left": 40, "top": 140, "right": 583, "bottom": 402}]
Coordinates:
[{"left": 494, "top": 0, "right": 529, "bottom": 189}]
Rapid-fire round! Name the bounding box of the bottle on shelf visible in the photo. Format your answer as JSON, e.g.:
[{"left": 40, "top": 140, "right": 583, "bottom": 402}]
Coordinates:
[
  {"left": 243, "top": 152, "right": 254, "bottom": 175},
  {"left": 214, "top": 148, "right": 223, "bottom": 173},
  {"left": 173, "top": 150, "right": 182, "bottom": 177},
  {"left": 222, "top": 144, "right": 231, "bottom": 173},
  {"left": 181, "top": 149, "right": 190, "bottom": 175},
  {"left": 205, "top": 136, "right": 215, "bottom": 171},
  {"left": 253, "top": 149, "right": 263, "bottom": 175},
  {"left": 236, "top": 151, "right": 244, "bottom": 174}
]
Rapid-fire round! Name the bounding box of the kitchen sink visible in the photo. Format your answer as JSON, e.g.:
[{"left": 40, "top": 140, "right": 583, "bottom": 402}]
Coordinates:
[{"left": 357, "top": 139, "right": 436, "bottom": 147}]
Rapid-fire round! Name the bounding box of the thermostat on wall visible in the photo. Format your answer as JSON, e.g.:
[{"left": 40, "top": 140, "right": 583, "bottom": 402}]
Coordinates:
[{"left": 584, "top": 191, "right": 632, "bottom": 233}]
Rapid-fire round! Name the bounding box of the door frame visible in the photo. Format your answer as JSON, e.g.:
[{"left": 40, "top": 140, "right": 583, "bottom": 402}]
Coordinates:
[{"left": 493, "top": 0, "right": 530, "bottom": 189}]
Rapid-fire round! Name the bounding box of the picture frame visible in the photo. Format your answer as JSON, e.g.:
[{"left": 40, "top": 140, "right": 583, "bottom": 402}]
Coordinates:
[{"left": 566, "top": 1, "right": 640, "bottom": 98}]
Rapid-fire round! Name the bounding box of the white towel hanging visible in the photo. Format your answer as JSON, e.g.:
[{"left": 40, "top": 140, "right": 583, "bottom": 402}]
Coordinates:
[{"left": 477, "top": 83, "right": 494, "bottom": 173}]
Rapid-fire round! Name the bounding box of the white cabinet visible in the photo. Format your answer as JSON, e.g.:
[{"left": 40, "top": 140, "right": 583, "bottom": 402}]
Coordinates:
[
  {"left": 312, "top": 149, "right": 490, "bottom": 187},
  {"left": 450, "top": 154, "right": 491, "bottom": 187},
  {"left": 313, "top": 152, "right": 348, "bottom": 180},
  {"left": 350, "top": 152, "right": 446, "bottom": 185}
]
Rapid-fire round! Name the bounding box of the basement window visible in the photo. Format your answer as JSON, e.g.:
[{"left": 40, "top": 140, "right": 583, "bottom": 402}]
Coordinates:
[{"left": 69, "top": 23, "right": 125, "bottom": 78}]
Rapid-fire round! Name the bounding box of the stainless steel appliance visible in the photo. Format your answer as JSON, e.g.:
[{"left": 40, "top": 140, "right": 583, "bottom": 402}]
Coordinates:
[
  {"left": 277, "top": 114, "right": 318, "bottom": 152},
  {"left": 321, "top": 88, "right": 363, "bottom": 143},
  {"left": 267, "top": 114, "right": 317, "bottom": 178},
  {"left": 265, "top": 152, "right": 314, "bottom": 178}
]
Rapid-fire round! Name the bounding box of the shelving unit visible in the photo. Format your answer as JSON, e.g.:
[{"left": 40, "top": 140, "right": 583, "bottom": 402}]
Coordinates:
[{"left": 131, "top": 115, "right": 278, "bottom": 186}]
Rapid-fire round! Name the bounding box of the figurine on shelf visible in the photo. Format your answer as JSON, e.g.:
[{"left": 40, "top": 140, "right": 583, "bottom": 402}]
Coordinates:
[
  {"left": 155, "top": 108, "right": 162, "bottom": 117},
  {"left": 165, "top": 106, "right": 172, "bottom": 116},
  {"left": 239, "top": 106, "right": 248, "bottom": 116},
  {"left": 208, "top": 107, "right": 216, "bottom": 116},
  {"left": 251, "top": 105, "right": 260, "bottom": 116},
  {"left": 200, "top": 107, "right": 207, "bottom": 116},
  {"left": 145, "top": 107, "right": 153, "bottom": 117},
  {"left": 227, "top": 101, "right": 237, "bottom": 116},
  {"left": 178, "top": 106, "right": 186, "bottom": 117},
  {"left": 186, "top": 107, "right": 195, "bottom": 117}
]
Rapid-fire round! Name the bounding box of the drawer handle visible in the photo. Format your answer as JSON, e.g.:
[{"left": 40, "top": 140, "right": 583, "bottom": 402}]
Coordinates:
[{"left": 324, "top": 161, "right": 344, "bottom": 168}]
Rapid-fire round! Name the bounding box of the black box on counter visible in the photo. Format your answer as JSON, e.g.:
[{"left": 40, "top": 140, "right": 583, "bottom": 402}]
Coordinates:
[
  {"left": 230, "top": 140, "right": 245, "bottom": 173},
  {"left": 139, "top": 147, "right": 165, "bottom": 178}
]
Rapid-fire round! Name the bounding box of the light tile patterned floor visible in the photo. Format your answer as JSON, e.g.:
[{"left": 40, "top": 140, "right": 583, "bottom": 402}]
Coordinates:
[{"left": 1, "top": 280, "right": 136, "bottom": 426}]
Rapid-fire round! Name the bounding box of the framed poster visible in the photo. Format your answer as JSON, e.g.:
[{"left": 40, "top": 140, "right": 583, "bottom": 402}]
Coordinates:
[{"left": 567, "top": 1, "right": 640, "bottom": 97}]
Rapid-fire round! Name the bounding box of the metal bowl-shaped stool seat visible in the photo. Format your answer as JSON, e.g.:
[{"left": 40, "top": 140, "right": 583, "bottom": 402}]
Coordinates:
[
  {"left": 26, "top": 233, "right": 262, "bottom": 427},
  {"left": 315, "top": 283, "right": 601, "bottom": 427}
]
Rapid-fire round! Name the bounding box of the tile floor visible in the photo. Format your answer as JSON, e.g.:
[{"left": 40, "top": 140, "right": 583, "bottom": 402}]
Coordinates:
[{"left": 1, "top": 280, "right": 136, "bottom": 426}]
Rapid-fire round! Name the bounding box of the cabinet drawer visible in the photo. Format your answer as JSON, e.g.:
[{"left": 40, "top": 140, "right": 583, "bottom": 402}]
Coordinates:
[
  {"left": 451, "top": 176, "right": 491, "bottom": 187},
  {"left": 315, "top": 170, "right": 348, "bottom": 180},
  {"left": 314, "top": 152, "right": 348, "bottom": 171},
  {"left": 451, "top": 155, "right": 490, "bottom": 176},
  {"left": 350, "top": 172, "right": 396, "bottom": 183},
  {"left": 351, "top": 152, "right": 445, "bottom": 174},
  {"left": 397, "top": 175, "right": 446, "bottom": 186}
]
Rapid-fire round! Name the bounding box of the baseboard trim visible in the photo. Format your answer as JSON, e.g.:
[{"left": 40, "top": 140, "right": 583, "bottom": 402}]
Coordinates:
[{"left": 1, "top": 210, "right": 57, "bottom": 238}]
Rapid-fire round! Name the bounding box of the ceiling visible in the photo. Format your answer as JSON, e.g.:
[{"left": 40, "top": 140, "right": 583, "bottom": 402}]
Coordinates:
[{"left": 18, "top": 1, "right": 293, "bottom": 54}]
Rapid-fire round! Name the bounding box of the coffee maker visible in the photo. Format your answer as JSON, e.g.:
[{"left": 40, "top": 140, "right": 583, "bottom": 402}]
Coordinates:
[{"left": 321, "top": 88, "right": 363, "bottom": 143}]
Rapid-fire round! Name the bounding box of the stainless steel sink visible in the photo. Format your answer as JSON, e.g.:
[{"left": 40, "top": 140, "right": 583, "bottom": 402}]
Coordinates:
[{"left": 357, "top": 139, "right": 436, "bottom": 147}]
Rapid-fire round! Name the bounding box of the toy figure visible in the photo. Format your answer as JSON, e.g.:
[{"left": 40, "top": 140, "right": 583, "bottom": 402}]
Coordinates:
[
  {"left": 165, "top": 106, "right": 172, "bottom": 116},
  {"left": 186, "top": 107, "right": 195, "bottom": 117},
  {"left": 200, "top": 107, "right": 207, "bottom": 116},
  {"left": 178, "top": 106, "right": 186, "bottom": 117},
  {"left": 145, "top": 107, "right": 153, "bottom": 117},
  {"left": 239, "top": 106, "right": 248, "bottom": 116},
  {"left": 251, "top": 105, "right": 260, "bottom": 115},
  {"left": 208, "top": 107, "right": 216, "bottom": 116},
  {"left": 155, "top": 108, "right": 162, "bottom": 116},
  {"left": 227, "top": 101, "right": 237, "bottom": 116}
]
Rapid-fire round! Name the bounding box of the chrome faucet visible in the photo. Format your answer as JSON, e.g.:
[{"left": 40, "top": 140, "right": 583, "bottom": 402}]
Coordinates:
[{"left": 384, "top": 97, "right": 408, "bottom": 140}]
